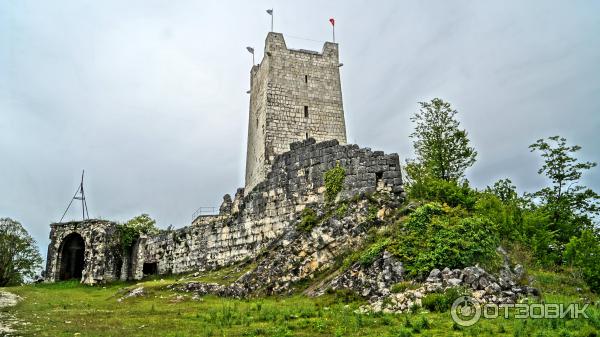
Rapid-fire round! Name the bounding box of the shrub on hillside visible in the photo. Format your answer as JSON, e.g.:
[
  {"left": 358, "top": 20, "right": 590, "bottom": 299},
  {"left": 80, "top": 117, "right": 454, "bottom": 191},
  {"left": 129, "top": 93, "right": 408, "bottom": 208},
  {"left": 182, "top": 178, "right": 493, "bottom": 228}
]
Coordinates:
[
  {"left": 406, "top": 174, "right": 479, "bottom": 210},
  {"left": 297, "top": 207, "right": 318, "bottom": 233},
  {"left": 474, "top": 193, "right": 523, "bottom": 240},
  {"left": 564, "top": 230, "right": 600, "bottom": 293},
  {"left": 358, "top": 239, "right": 390, "bottom": 266},
  {"left": 324, "top": 163, "right": 346, "bottom": 203},
  {"left": 521, "top": 208, "right": 562, "bottom": 267},
  {"left": 388, "top": 203, "right": 500, "bottom": 278},
  {"left": 421, "top": 288, "right": 468, "bottom": 312}
]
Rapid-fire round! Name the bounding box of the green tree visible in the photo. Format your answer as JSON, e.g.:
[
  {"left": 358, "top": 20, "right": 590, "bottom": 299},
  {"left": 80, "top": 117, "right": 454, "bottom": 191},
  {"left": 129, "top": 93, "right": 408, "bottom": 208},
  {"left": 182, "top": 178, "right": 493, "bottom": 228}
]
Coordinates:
[
  {"left": 483, "top": 179, "right": 524, "bottom": 240},
  {"left": 0, "top": 218, "right": 43, "bottom": 286},
  {"left": 487, "top": 178, "right": 518, "bottom": 203},
  {"left": 409, "top": 98, "right": 477, "bottom": 181},
  {"left": 529, "top": 136, "right": 599, "bottom": 243},
  {"left": 117, "top": 214, "right": 159, "bottom": 251}
]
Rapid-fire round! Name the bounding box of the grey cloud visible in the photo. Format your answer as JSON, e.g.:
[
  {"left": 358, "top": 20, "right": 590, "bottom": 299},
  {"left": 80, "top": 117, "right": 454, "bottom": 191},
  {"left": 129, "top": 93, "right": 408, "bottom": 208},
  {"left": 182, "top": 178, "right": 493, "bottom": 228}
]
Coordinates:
[{"left": 1, "top": 0, "right": 599, "bottom": 259}]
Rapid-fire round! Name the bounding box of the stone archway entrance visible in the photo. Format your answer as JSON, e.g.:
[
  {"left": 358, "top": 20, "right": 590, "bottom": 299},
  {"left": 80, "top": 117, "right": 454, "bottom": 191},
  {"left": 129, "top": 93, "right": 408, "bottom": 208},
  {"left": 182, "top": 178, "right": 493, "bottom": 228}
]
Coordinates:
[{"left": 59, "top": 233, "right": 85, "bottom": 280}]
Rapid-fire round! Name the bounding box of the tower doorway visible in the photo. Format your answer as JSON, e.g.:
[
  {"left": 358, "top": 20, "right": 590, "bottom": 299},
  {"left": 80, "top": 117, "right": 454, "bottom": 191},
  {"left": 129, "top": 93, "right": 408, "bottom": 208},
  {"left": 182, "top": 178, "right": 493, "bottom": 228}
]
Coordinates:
[{"left": 59, "top": 233, "right": 85, "bottom": 280}]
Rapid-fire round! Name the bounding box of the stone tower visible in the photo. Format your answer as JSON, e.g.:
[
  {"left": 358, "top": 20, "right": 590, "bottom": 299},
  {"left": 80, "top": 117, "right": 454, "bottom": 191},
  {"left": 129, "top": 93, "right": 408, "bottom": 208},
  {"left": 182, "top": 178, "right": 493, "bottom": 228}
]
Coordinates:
[{"left": 245, "top": 32, "right": 347, "bottom": 192}]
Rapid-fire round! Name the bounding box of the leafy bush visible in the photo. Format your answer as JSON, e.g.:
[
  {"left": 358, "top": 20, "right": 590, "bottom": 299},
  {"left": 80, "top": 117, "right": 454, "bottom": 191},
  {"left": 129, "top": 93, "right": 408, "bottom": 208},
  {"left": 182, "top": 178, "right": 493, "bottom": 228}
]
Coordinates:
[
  {"left": 324, "top": 163, "right": 346, "bottom": 203},
  {"left": 564, "top": 230, "right": 600, "bottom": 293},
  {"left": 117, "top": 214, "right": 158, "bottom": 252},
  {"left": 521, "top": 208, "right": 562, "bottom": 267},
  {"left": 358, "top": 239, "right": 390, "bottom": 266},
  {"left": 388, "top": 203, "right": 500, "bottom": 277},
  {"left": 405, "top": 167, "right": 479, "bottom": 210},
  {"left": 421, "top": 293, "right": 447, "bottom": 312},
  {"left": 335, "top": 202, "right": 349, "bottom": 218},
  {"left": 475, "top": 193, "right": 523, "bottom": 240},
  {"left": 297, "top": 207, "right": 318, "bottom": 233}
]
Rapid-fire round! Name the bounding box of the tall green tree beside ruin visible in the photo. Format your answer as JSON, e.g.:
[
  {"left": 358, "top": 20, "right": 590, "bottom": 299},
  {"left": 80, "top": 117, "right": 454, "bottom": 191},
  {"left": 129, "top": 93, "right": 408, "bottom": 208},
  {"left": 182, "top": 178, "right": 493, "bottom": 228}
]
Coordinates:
[
  {"left": 529, "top": 136, "right": 599, "bottom": 243},
  {"left": 0, "top": 218, "right": 42, "bottom": 286},
  {"left": 409, "top": 98, "right": 477, "bottom": 182}
]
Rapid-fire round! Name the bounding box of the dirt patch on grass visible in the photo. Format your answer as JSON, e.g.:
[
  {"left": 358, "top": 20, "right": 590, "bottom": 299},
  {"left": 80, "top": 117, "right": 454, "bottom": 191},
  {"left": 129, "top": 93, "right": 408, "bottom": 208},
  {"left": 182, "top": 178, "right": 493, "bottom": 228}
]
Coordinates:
[{"left": 0, "top": 291, "right": 24, "bottom": 335}]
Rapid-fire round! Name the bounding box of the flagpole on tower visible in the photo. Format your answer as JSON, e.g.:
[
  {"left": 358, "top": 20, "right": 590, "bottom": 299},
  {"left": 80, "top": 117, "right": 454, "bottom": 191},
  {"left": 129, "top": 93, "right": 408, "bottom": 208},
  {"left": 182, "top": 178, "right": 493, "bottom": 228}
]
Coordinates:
[
  {"left": 266, "top": 9, "right": 273, "bottom": 32},
  {"left": 329, "top": 18, "right": 335, "bottom": 42},
  {"left": 246, "top": 46, "right": 255, "bottom": 65}
]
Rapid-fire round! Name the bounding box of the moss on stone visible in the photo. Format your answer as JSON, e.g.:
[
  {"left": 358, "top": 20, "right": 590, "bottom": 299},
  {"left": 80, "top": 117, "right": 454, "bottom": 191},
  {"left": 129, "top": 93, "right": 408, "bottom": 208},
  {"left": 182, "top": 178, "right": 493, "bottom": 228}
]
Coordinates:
[{"left": 324, "top": 163, "right": 346, "bottom": 203}]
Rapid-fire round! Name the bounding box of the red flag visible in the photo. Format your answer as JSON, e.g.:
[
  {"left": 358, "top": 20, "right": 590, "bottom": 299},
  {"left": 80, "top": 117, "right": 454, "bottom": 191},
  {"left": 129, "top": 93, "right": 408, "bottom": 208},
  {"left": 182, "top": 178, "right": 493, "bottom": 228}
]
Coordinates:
[{"left": 329, "top": 18, "right": 335, "bottom": 26}]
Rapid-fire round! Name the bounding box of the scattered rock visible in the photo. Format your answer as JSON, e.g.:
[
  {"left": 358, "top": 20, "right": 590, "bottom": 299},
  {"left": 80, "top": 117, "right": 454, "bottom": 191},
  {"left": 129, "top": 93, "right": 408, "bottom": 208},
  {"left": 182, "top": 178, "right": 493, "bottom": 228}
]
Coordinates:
[
  {"left": 354, "top": 264, "right": 539, "bottom": 314},
  {"left": 313, "top": 250, "right": 404, "bottom": 298},
  {"left": 117, "top": 287, "right": 145, "bottom": 302},
  {"left": 447, "top": 278, "right": 462, "bottom": 287}
]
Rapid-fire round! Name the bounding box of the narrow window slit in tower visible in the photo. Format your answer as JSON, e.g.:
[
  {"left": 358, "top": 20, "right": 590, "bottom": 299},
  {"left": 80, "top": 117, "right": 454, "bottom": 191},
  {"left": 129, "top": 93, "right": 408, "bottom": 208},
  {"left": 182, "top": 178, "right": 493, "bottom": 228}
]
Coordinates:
[
  {"left": 304, "top": 106, "right": 309, "bottom": 118},
  {"left": 376, "top": 171, "right": 384, "bottom": 190},
  {"left": 306, "top": 132, "right": 309, "bottom": 139},
  {"left": 305, "top": 75, "right": 308, "bottom": 83}
]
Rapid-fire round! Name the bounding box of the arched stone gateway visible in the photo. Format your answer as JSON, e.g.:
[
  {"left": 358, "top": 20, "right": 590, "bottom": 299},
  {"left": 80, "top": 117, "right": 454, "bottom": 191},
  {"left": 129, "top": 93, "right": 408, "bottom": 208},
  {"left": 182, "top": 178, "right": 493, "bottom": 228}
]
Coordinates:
[
  {"left": 59, "top": 233, "right": 85, "bottom": 280},
  {"left": 46, "top": 220, "right": 121, "bottom": 284}
]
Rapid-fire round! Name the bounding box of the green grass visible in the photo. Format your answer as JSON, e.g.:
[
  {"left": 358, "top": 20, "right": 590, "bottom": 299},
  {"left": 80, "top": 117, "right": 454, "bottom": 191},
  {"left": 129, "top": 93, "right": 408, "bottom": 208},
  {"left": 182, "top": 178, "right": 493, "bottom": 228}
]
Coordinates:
[
  {"left": 531, "top": 270, "right": 594, "bottom": 298},
  {"left": 3, "top": 270, "right": 599, "bottom": 336}
]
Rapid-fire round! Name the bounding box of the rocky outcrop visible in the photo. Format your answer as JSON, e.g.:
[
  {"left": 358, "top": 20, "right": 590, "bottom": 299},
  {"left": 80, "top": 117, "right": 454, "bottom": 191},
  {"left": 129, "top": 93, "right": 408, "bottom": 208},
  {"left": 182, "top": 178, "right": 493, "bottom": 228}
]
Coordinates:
[
  {"left": 169, "top": 188, "right": 539, "bottom": 314},
  {"left": 359, "top": 264, "right": 539, "bottom": 314},
  {"left": 168, "top": 193, "right": 403, "bottom": 298},
  {"left": 117, "top": 287, "right": 145, "bottom": 302},
  {"left": 313, "top": 250, "right": 404, "bottom": 299},
  {"left": 232, "top": 196, "right": 401, "bottom": 295}
]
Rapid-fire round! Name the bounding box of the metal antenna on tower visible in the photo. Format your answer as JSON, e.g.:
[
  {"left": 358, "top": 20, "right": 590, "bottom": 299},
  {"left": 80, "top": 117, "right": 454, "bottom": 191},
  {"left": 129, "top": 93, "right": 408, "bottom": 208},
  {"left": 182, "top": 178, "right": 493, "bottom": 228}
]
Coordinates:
[{"left": 59, "top": 170, "right": 90, "bottom": 222}]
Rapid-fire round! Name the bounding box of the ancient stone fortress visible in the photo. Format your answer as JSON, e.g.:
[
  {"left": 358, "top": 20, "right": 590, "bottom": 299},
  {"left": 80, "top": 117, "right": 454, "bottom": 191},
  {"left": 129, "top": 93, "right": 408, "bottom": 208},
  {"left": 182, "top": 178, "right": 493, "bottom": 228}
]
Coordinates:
[
  {"left": 245, "top": 32, "right": 347, "bottom": 192},
  {"left": 45, "top": 32, "right": 404, "bottom": 284}
]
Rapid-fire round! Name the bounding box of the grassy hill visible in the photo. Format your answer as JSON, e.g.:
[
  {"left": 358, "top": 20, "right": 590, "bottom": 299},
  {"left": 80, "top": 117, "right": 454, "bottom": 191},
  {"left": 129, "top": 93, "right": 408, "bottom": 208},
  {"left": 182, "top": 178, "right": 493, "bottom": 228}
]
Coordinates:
[{"left": 3, "top": 266, "right": 598, "bottom": 337}]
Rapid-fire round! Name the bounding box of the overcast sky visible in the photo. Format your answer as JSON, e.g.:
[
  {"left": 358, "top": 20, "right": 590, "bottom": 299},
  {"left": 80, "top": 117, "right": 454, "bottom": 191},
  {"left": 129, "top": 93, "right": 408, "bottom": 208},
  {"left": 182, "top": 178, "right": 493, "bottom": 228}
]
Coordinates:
[{"left": 1, "top": 1, "right": 599, "bottom": 259}]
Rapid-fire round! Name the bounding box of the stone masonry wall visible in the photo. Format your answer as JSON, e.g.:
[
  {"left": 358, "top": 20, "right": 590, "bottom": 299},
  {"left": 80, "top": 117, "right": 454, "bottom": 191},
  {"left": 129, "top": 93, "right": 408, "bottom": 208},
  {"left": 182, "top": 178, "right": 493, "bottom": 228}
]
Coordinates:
[
  {"left": 137, "top": 139, "right": 403, "bottom": 277},
  {"left": 45, "top": 140, "right": 404, "bottom": 283},
  {"left": 46, "top": 220, "right": 120, "bottom": 284},
  {"left": 245, "top": 32, "right": 347, "bottom": 193}
]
